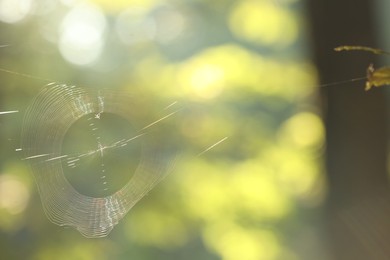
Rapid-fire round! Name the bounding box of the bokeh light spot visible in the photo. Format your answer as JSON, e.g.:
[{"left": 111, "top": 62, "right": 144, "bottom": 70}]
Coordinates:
[
  {"left": 0, "top": 174, "right": 30, "bottom": 214},
  {"left": 204, "top": 222, "right": 280, "bottom": 260},
  {"left": 153, "top": 5, "right": 186, "bottom": 44},
  {"left": 0, "top": 0, "right": 32, "bottom": 23},
  {"left": 187, "top": 64, "right": 225, "bottom": 99},
  {"left": 279, "top": 112, "right": 324, "bottom": 149},
  {"left": 115, "top": 8, "right": 155, "bottom": 45},
  {"left": 229, "top": 0, "right": 298, "bottom": 47},
  {"left": 232, "top": 163, "right": 292, "bottom": 219},
  {"left": 89, "top": 0, "right": 157, "bottom": 13},
  {"left": 265, "top": 144, "right": 325, "bottom": 203},
  {"left": 59, "top": 2, "right": 106, "bottom": 66}
]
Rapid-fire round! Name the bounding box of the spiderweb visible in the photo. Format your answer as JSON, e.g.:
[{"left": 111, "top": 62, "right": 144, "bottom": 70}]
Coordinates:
[{"left": 21, "top": 83, "right": 176, "bottom": 238}]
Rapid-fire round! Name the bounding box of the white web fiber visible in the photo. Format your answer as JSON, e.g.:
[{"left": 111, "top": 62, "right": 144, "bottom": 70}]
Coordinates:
[{"left": 21, "top": 83, "right": 176, "bottom": 238}]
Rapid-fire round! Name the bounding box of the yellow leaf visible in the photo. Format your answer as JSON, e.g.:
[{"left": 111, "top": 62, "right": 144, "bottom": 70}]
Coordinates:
[
  {"left": 366, "top": 64, "right": 390, "bottom": 90},
  {"left": 334, "top": 45, "right": 390, "bottom": 55},
  {"left": 334, "top": 45, "right": 390, "bottom": 90}
]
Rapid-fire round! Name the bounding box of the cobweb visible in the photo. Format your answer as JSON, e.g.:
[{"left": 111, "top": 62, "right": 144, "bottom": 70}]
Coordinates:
[{"left": 21, "top": 83, "right": 177, "bottom": 238}]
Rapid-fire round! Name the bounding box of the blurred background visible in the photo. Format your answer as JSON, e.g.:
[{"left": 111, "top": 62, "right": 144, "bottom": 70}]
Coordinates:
[{"left": 0, "top": 0, "right": 389, "bottom": 259}]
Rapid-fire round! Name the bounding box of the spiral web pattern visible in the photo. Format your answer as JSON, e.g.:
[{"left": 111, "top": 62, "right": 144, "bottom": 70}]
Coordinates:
[{"left": 21, "top": 83, "right": 176, "bottom": 238}]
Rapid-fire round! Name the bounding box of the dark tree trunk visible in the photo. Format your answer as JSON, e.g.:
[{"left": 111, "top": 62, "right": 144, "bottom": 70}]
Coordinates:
[{"left": 307, "top": 1, "right": 390, "bottom": 259}]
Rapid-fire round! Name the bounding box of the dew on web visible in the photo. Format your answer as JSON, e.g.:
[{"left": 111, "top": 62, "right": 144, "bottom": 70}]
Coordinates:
[
  {"left": 197, "top": 136, "right": 229, "bottom": 156},
  {"left": 20, "top": 83, "right": 177, "bottom": 238},
  {"left": 0, "top": 110, "right": 19, "bottom": 115}
]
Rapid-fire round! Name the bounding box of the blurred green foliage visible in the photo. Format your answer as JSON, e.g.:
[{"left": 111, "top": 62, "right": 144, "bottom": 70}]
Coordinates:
[{"left": 0, "top": 0, "right": 326, "bottom": 259}]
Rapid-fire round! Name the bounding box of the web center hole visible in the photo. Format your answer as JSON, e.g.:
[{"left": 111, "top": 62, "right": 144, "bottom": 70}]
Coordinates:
[{"left": 62, "top": 112, "right": 142, "bottom": 197}]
